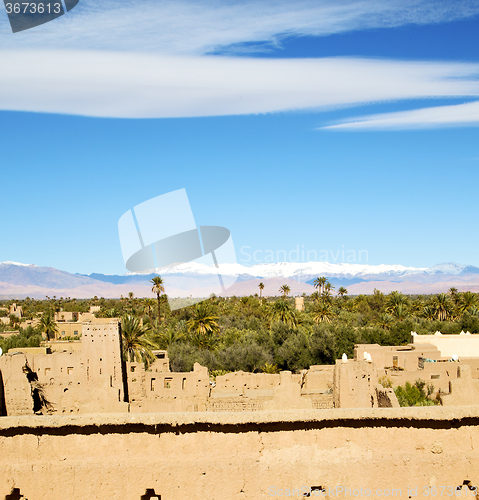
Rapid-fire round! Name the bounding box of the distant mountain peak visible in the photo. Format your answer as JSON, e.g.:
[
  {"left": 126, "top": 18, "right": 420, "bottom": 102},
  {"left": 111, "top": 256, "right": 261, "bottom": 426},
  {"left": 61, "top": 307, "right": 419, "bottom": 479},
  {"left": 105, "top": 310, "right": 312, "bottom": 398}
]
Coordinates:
[
  {"left": 1, "top": 260, "right": 479, "bottom": 299},
  {"left": 0, "top": 261, "right": 36, "bottom": 267},
  {"left": 424, "top": 262, "right": 466, "bottom": 275},
  {"left": 153, "top": 261, "right": 428, "bottom": 279}
]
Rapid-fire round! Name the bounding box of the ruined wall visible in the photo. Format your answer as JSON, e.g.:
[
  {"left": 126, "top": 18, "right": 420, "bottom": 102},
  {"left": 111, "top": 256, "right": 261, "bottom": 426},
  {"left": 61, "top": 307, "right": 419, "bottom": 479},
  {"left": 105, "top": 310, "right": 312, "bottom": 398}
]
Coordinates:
[
  {"left": 355, "top": 342, "right": 479, "bottom": 396},
  {"left": 208, "top": 367, "right": 334, "bottom": 411},
  {"left": 381, "top": 360, "right": 467, "bottom": 394},
  {"left": 128, "top": 361, "right": 210, "bottom": 413},
  {"left": 0, "top": 320, "right": 127, "bottom": 416},
  {"left": 0, "top": 354, "right": 32, "bottom": 415},
  {"left": 333, "top": 359, "right": 379, "bottom": 408},
  {"left": 442, "top": 365, "right": 479, "bottom": 406},
  {"left": 1, "top": 408, "right": 479, "bottom": 500},
  {"left": 355, "top": 343, "right": 442, "bottom": 371},
  {"left": 81, "top": 320, "right": 126, "bottom": 412}
]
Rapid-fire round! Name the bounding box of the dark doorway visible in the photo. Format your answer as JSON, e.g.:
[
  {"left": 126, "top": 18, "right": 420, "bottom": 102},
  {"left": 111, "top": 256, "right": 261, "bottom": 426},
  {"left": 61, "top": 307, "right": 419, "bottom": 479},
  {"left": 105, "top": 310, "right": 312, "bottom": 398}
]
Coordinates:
[
  {"left": 5, "top": 488, "right": 26, "bottom": 500},
  {"left": 140, "top": 489, "right": 161, "bottom": 500}
]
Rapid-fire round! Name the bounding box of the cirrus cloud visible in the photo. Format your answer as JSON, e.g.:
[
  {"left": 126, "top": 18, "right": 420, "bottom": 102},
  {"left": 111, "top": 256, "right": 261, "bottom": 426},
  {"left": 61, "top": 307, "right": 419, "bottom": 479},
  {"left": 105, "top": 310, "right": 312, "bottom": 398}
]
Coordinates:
[
  {"left": 1, "top": 0, "right": 479, "bottom": 55},
  {"left": 1, "top": 51, "right": 479, "bottom": 118},
  {"left": 322, "top": 100, "right": 479, "bottom": 130}
]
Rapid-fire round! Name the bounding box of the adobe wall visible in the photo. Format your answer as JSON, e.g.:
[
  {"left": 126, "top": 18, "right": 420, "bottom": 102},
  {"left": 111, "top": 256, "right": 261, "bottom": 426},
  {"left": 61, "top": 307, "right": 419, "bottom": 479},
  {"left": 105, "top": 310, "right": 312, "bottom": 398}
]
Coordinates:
[
  {"left": 0, "top": 320, "right": 127, "bottom": 416},
  {"left": 128, "top": 361, "right": 210, "bottom": 413},
  {"left": 379, "top": 359, "right": 479, "bottom": 394},
  {"left": 355, "top": 343, "right": 442, "bottom": 371},
  {"left": 412, "top": 332, "right": 479, "bottom": 358},
  {"left": 2, "top": 408, "right": 479, "bottom": 499},
  {"left": 333, "top": 359, "right": 379, "bottom": 408},
  {"left": 355, "top": 342, "right": 479, "bottom": 395}
]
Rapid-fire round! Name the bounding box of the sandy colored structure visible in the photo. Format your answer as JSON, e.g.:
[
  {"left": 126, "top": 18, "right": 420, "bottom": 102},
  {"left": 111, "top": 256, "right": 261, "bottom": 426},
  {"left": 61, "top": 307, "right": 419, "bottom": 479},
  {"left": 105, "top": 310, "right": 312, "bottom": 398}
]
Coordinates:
[
  {"left": 8, "top": 303, "right": 22, "bottom": 318},
  {"left": 3, "top": 327, "right": 479, "bottom": 497},
  {"left": 5, "top": 323, "right": 479, "bottom": 415},
  {"left": 355, "top": 340, "right": 479, "bottom": 397},
  {"left": 294, "top": 296, "right": 304, "bottom": 311},
  {"left": 1, "top": 319, "right": 127, "bottom": 416},
  {"left": 412, "top": 330, "right": 479, "bottom": 358},
  {"left": 0, "top": 318, "right": 341, "bottom": 415},
  {"left": 2, "top": 408, "right": 479, "bottom": 499}
]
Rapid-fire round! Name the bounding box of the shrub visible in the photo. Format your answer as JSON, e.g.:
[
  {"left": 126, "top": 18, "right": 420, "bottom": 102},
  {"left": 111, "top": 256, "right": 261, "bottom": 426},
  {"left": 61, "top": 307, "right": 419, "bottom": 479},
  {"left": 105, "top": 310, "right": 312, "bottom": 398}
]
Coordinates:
[{"left": 394, "top": 380, "right": 437, "bottom": 407}]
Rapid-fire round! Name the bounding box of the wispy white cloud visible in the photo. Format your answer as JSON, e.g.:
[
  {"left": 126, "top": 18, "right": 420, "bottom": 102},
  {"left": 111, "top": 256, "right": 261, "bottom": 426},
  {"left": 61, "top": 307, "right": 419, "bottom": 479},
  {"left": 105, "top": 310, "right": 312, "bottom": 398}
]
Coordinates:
[
  {"left": 1, "top": 0, "right": 479, "bottom": 55},
  {"left": 1, "top": 1, "right": 479, "bottom": 122},
  {"left": 1, "top": 52, "right": 479, "bottom": 118},
  {"left": 322, "top": 100, "right": 479, "bottom": 130}
]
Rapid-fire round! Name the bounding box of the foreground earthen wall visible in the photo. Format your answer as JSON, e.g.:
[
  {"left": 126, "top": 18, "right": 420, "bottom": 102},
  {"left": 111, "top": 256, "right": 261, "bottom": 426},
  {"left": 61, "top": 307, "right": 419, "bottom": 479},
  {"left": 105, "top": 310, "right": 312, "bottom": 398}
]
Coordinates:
[{"left": 1, "top": 407, "right": 479, "bottom": 500}]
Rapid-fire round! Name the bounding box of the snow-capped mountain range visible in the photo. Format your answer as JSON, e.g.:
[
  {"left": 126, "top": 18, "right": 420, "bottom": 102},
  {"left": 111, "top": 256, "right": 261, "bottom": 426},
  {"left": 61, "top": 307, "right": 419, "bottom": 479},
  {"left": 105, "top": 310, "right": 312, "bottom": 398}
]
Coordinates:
[
  {"left": 130, "top": 261, "right": 478, "bottom": 279},
  {"left": 1, "top": 261, "right": 479, "bottom": 298}
]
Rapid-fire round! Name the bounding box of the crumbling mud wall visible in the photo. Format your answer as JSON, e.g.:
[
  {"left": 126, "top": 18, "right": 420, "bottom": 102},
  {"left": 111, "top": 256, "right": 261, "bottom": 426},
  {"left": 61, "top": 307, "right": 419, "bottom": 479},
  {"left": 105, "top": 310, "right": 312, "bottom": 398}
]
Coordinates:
[{"left": 1, "top": 407, "right": 479, "bottom": 500}]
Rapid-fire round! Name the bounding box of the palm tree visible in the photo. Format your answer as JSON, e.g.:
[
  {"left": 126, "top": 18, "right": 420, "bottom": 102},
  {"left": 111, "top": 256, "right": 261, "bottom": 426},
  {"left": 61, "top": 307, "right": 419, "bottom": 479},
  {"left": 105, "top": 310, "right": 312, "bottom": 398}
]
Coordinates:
[
  {"left": 279, "top": 284, "right": 291, "bottom": 299},
  {"left": 143, "top": 298, "right": 156, "bottom": 322},
  {"left": 458, "top": 291, "right": 478, "bottom": 314},
  {"left": 187, "top": 302, "right": 220, "bottom": 349},
  {"left": 322, "top": 288, "right": 332, "bottom": 303},
  {"left": 267, "top": 299, "right": 298, "bottom": 327},
  {"left": 312, "top": 302, "right": 335, "bottom": 324},
  {"left": 38, "top": 311, "right": 58, "bottom": 341},
  {"left": 337, "top": 286, "right": 348, "bottom": 299},
  {"left": 261, "top": 363, "right": 280, "bottom": 374},
  {"left": 410, "top": 298, "right": 424, "bottom": 316},
  {"left": 386, "top": 291, "right": 408, "bottom": 314},
  {"left": 100, "top": 308, "right": 117, "bottom": 318},
  {"left": 313, "top": 277, "right": 327, "bottom": 296},
  {"left": 150, "top": 276, "right": 165, "bottom": 322},
  {"left": 390, "top": 303, "right": 407, "bottom": 320},
  {"left": 258, "top": 282, "right": 265, "bottom": 301},
  {"left": 153, "top": 321, "right": 184, "bottom": 349},
  {"left": 324, "top": 281, "right": 334, "bottom": 293},
  {"left": 121, "top": 315, "right": 157, "bottom": 367},
  {"left": 323, "top": 281, "right": 334, "bottom": 303},
  {"left": 468, "top": 306, "right": 479, "bottom": 317},
  {"left": 422, "top": 305, "right": 436, "bottom": 321},
  {"left": 432, "top": 293, "right": 454, "bottom": 321},
  {"left": 377, "top": 313, "right": 394, "bottom": 330}
]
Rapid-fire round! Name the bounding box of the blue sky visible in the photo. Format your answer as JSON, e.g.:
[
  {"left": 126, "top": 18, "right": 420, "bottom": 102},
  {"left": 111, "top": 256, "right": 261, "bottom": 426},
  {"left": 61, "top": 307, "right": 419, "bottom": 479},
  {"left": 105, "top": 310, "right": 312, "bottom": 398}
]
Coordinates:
[{"left": 1, "top": 0, "right": 479, "bottom": 274}]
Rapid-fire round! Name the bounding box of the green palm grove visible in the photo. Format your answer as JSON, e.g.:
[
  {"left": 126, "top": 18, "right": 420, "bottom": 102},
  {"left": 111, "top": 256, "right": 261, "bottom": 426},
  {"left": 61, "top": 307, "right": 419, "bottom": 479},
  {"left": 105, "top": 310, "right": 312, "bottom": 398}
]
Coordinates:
[{"left": 2, "top": 277, "right": 479, "bottom": 376}]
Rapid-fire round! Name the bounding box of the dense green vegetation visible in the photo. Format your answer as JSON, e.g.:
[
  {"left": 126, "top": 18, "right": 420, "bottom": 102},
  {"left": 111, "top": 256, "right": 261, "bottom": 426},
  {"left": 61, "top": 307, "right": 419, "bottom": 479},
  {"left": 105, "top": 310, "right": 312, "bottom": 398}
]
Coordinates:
[
  {"left": 394, "top": 380, "right": 439, "bottom": 407},
  {"left": 1, "top": 280, "right": 479, "bottom": 373}
]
